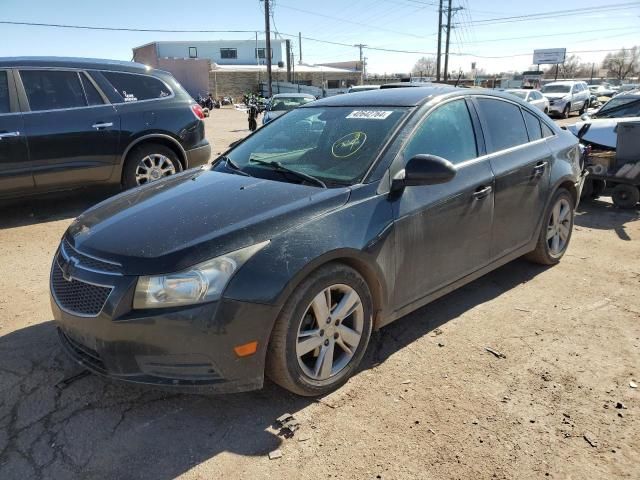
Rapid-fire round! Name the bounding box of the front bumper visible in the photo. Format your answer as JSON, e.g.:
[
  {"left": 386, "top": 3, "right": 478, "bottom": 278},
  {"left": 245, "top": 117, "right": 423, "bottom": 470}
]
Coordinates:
[
  {"left": 50, "top": 248, "right": 279, "bottom": 393},
  {"left": 548, "top": 100, "right": 568, "bottom": 114},
  {"left": 186, "top": 142, "right": 212, "bottom": 169}
]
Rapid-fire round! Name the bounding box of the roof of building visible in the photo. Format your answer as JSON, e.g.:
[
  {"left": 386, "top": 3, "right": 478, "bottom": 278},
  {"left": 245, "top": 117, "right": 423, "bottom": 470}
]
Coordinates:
[
  {"left": 134, "top": 39, "right": 285, "bottom": 50},
  {"left": 0, "top": 56, "right": 150, "bottom": 73},
  {"left": 210, "top": 63, "right": 355, "bottom": 73}
]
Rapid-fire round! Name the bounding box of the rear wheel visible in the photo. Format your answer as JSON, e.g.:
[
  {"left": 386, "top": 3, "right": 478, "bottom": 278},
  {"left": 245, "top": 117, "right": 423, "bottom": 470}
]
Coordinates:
[
  {"left": 525, "top": 189, "right": 574, "bottom": 265},
  {"left": 612, "top": 184, "right": 640, "bottom": 209},
  {"left": 123, "top": 143, "right": 181, "bottom": 189},
  {"left": 266, "top": 263, "right": 373, "bottom": 396}
]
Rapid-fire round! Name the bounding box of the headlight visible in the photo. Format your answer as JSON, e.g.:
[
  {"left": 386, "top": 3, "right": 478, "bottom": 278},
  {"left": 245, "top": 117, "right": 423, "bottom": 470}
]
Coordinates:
[{"left": 133, "top": 241, "right": 269, "bottom": 309}]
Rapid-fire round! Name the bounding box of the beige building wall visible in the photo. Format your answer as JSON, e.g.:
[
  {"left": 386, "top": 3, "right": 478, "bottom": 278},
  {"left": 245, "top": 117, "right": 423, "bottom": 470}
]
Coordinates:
[
  {"left": 156, "top": 58, "right": 211, "bottom": 97},
  {"left": 132, "top": 44, "right": 159, "bottom": 68}
]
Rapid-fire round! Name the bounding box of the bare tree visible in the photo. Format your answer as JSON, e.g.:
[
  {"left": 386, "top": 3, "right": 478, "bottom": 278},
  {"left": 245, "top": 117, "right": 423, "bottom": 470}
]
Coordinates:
[
  {"left": 602, "top": 47, "right": 639, "bottom": 80},
  {"left": 412, "top": 57, "right": 436, "bottom": 77}
]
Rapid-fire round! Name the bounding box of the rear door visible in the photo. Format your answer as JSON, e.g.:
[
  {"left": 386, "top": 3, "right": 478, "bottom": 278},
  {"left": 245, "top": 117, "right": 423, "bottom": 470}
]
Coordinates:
[
  {"left": 17, "top": 69, "right": 120, "bottom": 189},
  {"left": 472, "top": 97, "right": 551, "bottom": 259},
  {"left": 0, "top": 69, "right": 32, "bottom": 195}
]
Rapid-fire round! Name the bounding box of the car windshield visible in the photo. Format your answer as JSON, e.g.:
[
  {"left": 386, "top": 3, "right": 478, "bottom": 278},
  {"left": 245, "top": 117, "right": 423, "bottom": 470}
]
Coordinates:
[
  {"left": 595, "top": 97, "right": 640, "bottom": 118},
  {"left": 507, "top": 91, "right": 527, "bottom": 99},
  {"left": 219, "top": 106, "right": 409, "bottom": 186},
  {"left": 269, "top": 96, "right": 315, "bottom": 111},
  {"left": 542, "top": 85, "right": 570, "bottom": 93}
]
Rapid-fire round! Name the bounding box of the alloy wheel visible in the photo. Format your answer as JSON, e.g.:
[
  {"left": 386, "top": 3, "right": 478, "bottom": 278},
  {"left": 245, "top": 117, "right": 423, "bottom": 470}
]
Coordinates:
[
  {"left": 135, "top": 154, "right": 177, "bottom": 185},
  {"left": 296, "top": 284, "right": 364, "bottom": 381},
  {"left": 546, "top": 198, "right": 572, "bottom": 257}
]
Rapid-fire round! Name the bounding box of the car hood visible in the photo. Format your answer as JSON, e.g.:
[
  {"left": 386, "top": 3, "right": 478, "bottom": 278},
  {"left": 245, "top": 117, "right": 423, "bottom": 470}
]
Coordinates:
[
  {"left": 66, "top": 169, "right": 350, "bottom": 275},
  {"left": 565, "top": 117, "right": 640, "bottom": 149}
]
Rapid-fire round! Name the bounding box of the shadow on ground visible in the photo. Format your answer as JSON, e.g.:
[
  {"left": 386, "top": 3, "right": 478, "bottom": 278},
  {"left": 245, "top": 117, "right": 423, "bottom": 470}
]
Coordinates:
[
  {"left": 0, "top": 187, "right": 119, "bottom": 230},
  {"left": 0, "top": 257, "right": 547, "bottom": 479},
  {"left": 575, "top": 198, "right": 639, "bottom": 241}
]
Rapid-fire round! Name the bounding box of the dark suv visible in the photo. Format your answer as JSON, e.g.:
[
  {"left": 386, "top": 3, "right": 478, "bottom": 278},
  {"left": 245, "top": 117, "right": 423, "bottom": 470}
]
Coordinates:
[{"left": 0, "top": 57, "right": 211, "bottom": 198}]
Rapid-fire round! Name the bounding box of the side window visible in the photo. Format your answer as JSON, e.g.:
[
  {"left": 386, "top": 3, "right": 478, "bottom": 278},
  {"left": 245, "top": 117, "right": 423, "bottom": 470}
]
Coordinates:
[
  {"left": 476, "top": 98, "right": 529, "bottom": 152},
  {"left": 0, "top": 71, "right": 9, "bottom": 114},
  {"left": 20, "top": 70, "right": 86, "bottom": 111},
  {"left": 541, "top": 122, "right": 555, "bottom": 138},
  {"left": 80, "top": 74, "right": 104, "bottom": 106},
  {"left": 522, "top": 109, "right": 542, "bottom": 141},
  {"left": 403, "top": 99, "right": 477, "bottom": 165},
  {"left": 102, "top": 72, "right": 171, "bottom": 102}
]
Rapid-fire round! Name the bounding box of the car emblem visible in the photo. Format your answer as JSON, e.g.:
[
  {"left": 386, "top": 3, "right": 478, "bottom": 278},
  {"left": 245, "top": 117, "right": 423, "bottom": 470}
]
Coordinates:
[{"left": 61, "top": 256, "right": 79, "bottom": 282}]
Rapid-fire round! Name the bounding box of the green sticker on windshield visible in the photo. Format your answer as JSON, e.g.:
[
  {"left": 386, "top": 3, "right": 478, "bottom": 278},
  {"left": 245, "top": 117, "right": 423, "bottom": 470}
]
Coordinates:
[{"left": 331, "top": 132, "right": 367, "bottom": 158}]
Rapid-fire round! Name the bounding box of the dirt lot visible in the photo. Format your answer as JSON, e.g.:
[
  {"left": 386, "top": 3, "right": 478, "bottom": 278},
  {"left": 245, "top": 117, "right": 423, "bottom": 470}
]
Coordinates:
[{"left": 1, "top": 108, "right": 638, "bottom": 480}]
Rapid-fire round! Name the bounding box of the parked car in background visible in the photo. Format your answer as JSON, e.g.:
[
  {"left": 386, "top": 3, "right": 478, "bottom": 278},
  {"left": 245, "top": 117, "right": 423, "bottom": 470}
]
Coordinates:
[
  {"left": 587, "top": 84, "right": 616, "bottom": 98},
  {"left": 583, "top": 90, "right": 640, "bottom": 120},
  {"left": 262, "top": 93, "right": 315, "bottom": 125},
  {"left": 51, "top": 86, "right": 584, "bottom": 396},
  {"left": 505, "top": 89, "right": 550, "bottom": 114},
  {"left": 0, "top": 57, "right": 210, "bottom": 198},
  {"left": 541, "top": 80, "right": 590, "bottom": 118},
  {"left": 347, "top": 85, "right": 380, "bottom": 93},
  {"left": 620, "top": 84, "right": 640, "bottom": 92}
]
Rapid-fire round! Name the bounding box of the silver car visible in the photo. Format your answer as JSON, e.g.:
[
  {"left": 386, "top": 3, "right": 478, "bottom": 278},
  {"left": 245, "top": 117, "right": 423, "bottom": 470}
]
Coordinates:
[
  {"left": 541, "top": 81, "right": 590, "bottom": 119},
  {"left": 505, "top": 89, "right": 550, "bottom": 114}
]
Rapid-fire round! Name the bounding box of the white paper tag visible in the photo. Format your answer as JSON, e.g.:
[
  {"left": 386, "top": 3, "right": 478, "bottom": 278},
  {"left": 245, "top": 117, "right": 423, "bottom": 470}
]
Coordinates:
[{"left": 346, "top": 110, "right": 393, "bottom": 120}]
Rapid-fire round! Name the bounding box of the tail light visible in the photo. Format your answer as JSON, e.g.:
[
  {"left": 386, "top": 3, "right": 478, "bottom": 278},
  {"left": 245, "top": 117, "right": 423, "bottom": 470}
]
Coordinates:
[{"left": 190, "top": 104, "right": 205, "bottom": 120}]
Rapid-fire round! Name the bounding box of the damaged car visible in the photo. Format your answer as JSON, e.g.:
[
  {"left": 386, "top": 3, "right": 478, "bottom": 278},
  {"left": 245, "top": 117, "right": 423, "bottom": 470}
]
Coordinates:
[{"left": 51, "top": 87, "right": 584, "bottom": 396}]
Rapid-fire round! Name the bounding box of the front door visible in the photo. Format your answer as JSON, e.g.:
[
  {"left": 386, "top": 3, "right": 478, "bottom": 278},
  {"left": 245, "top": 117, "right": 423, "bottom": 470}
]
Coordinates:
[
  {"left": 473, "top": 98, "right": 551, "bottom": 258},
  {"left": 18, "top": 69, "right": 120, "bottom": 189},
  {"left": 0, "top": 69, "right": 32, "bottom": 195},
  {"left": 391, "top": 98, "right": 495, "bottom": 310}
]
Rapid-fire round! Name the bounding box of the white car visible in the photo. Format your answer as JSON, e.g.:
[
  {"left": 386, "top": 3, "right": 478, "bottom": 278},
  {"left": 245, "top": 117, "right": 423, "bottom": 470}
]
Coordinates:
[
  {"left": 541, "top": 81, "right": 591, "bottom": 118},
  {"left": 505, "top": 89, "right": 550, "bottom": 114},
  {"left": 588, "top": 84, "right": 616, "bottom": 98}
]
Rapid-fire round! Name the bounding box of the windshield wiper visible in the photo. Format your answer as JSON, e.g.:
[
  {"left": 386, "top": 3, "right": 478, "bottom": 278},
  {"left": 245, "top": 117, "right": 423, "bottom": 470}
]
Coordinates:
[
  {"left": 221, "top": 155, "right": 252, "bottom": 177},
  {"left": 249, "top": 158, "right": 327, "bottom": 188}
]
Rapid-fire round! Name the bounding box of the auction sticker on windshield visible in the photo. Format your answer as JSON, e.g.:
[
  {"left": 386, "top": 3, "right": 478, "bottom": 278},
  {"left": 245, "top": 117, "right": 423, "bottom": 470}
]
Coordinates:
[
  {"left": 332, "top": 132, "right": 367, "bottom": 158},
  {"left": 346, "top": 110, "right": 393, "bottom": 120}
]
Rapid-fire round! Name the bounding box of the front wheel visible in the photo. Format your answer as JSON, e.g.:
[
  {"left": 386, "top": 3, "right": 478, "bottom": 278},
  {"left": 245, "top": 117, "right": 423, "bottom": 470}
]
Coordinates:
[
  {"left": 579, "top": 99, "right": 589, "bottom": 115},
  {"left": 525, "top": 189, "right": 574, "bottom": 265},
  {"left": 562, "top": 104, "right": 571, "bottom": 119},
  {"left": 266, "top": 264, "right": 373, "bottom": 396}
]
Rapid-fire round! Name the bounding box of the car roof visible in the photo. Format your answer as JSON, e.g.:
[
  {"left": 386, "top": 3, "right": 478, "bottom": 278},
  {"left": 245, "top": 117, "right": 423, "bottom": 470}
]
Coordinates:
[
  {"left": 272, "top": 93, "right": 315, "bottom": 98},
  {"left": 545, "top": 80, "right": 582, "bottom": 85},
  {"left": 306, "top": 85, "right": 462, "bottom": 107},
  {"left": 0, "top": 56, "right": 152, "bottom": 73}
]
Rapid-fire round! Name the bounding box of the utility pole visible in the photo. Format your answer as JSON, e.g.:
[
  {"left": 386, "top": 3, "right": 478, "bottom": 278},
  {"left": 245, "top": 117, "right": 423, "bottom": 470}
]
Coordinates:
[
  {"left": 443, "top": 0, "right": 452, "bottom": 83},
  {"left": 354, "top": 44, "right": 367, "bottom": 85},
  {"left": 590, "top": 62, "right": 595, "bottom": 84},
  {"left": 436, "top": 0, "right": 443, "bottom": 82},
  {"left": 263, "top": 0, "right": 273, "bottom": 97},
  {"left": 285, "top": 40, "right": 292, "bottom": 82},
  {"left": 298, "top": 32, "right": 302, "bottom": 64}
]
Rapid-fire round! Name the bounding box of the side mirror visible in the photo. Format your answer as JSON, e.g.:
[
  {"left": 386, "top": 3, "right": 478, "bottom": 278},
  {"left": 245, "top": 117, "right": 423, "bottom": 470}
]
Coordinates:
[{"left": 392, "top": 154, "right": 457, "bottom": 191}]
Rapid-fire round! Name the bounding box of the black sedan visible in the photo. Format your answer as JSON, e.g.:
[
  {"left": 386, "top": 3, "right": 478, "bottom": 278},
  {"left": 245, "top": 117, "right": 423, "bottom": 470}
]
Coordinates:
[{"left": 51, "top": 87, "right": 585, "bottom": 396}]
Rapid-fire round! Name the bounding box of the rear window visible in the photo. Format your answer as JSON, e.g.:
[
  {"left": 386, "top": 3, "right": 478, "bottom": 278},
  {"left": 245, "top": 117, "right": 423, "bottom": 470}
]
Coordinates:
[
  {"left": 102, "top": 71, "right": 171, "bottom": 102},
  {"left": 522, "top": 110, "right": 542, "bottom": 141},
  {"left": 269, "top": 96, "right": 315, "bottom": 112},
  {"left": 476, "top": 98, "right": 529, "bottom": 152},
  {"left": 0, "top": 71, "right": 9, "bottom": 114},
  {"left": 20, "top": 70, "right": 86, "bottom": 111}
]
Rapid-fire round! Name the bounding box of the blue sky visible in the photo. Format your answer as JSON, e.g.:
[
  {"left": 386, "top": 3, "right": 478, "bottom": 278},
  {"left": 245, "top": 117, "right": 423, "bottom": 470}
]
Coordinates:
[{"left": 1, "top": 0, "right": 639, "bottom": 74}]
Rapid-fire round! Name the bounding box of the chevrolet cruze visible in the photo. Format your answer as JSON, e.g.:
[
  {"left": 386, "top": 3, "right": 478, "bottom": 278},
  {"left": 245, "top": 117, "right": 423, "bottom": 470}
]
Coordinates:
[{"left": 51, "top": 87, "right": 584, "bottom": 396}]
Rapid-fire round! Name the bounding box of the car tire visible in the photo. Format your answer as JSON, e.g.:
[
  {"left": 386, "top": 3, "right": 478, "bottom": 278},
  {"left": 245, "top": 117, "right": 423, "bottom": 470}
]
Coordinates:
[
  {"left": 544, "top": 107, "right": 549, "bottom": 115},
  {"left": 562, "top": 104, "right": 571, "bottom": 119},
  {"left": 579, "top": 99, "right": 589, "bottom": 115},
  {"left": 612, "top": 184, "right": 640, "bottom": 209},
  {"left": 266, "top": 263, "right": 373, "bottom": 396},
  {"left": 123, "top": 143, "right": 182, "bottom": 189},
  {"left": 525, "top": 188, "right": 574, "bottom": 265}
]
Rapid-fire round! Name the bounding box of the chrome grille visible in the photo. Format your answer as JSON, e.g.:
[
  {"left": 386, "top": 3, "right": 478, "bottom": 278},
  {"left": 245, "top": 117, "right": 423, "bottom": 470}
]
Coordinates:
[
  {"left": 61, "top": 240, "right": 122, "bottom": 275},
  {"left": 51, "top": 262, "right": 112, "bottom": 316}
]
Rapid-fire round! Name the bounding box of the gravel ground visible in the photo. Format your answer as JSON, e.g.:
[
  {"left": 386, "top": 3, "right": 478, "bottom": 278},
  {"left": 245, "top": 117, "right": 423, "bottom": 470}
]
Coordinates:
[{"left": 0, "top": 108, "right": 638, "bottom": 480}]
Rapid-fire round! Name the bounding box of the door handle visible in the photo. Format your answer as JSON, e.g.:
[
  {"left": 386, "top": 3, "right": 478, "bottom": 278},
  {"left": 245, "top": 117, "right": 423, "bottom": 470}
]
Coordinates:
[
  {"left": 533, "top": 161, "right": 548, "bottom": 176},
  {"left": 472, "top": 185, "right": 492, "bottom": 200},
  {"left": 0, "top": 131, "right": 20, "bottom": 139},
  {"left": 91, "top": 122, "right": 113, "bottom": 130}
]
